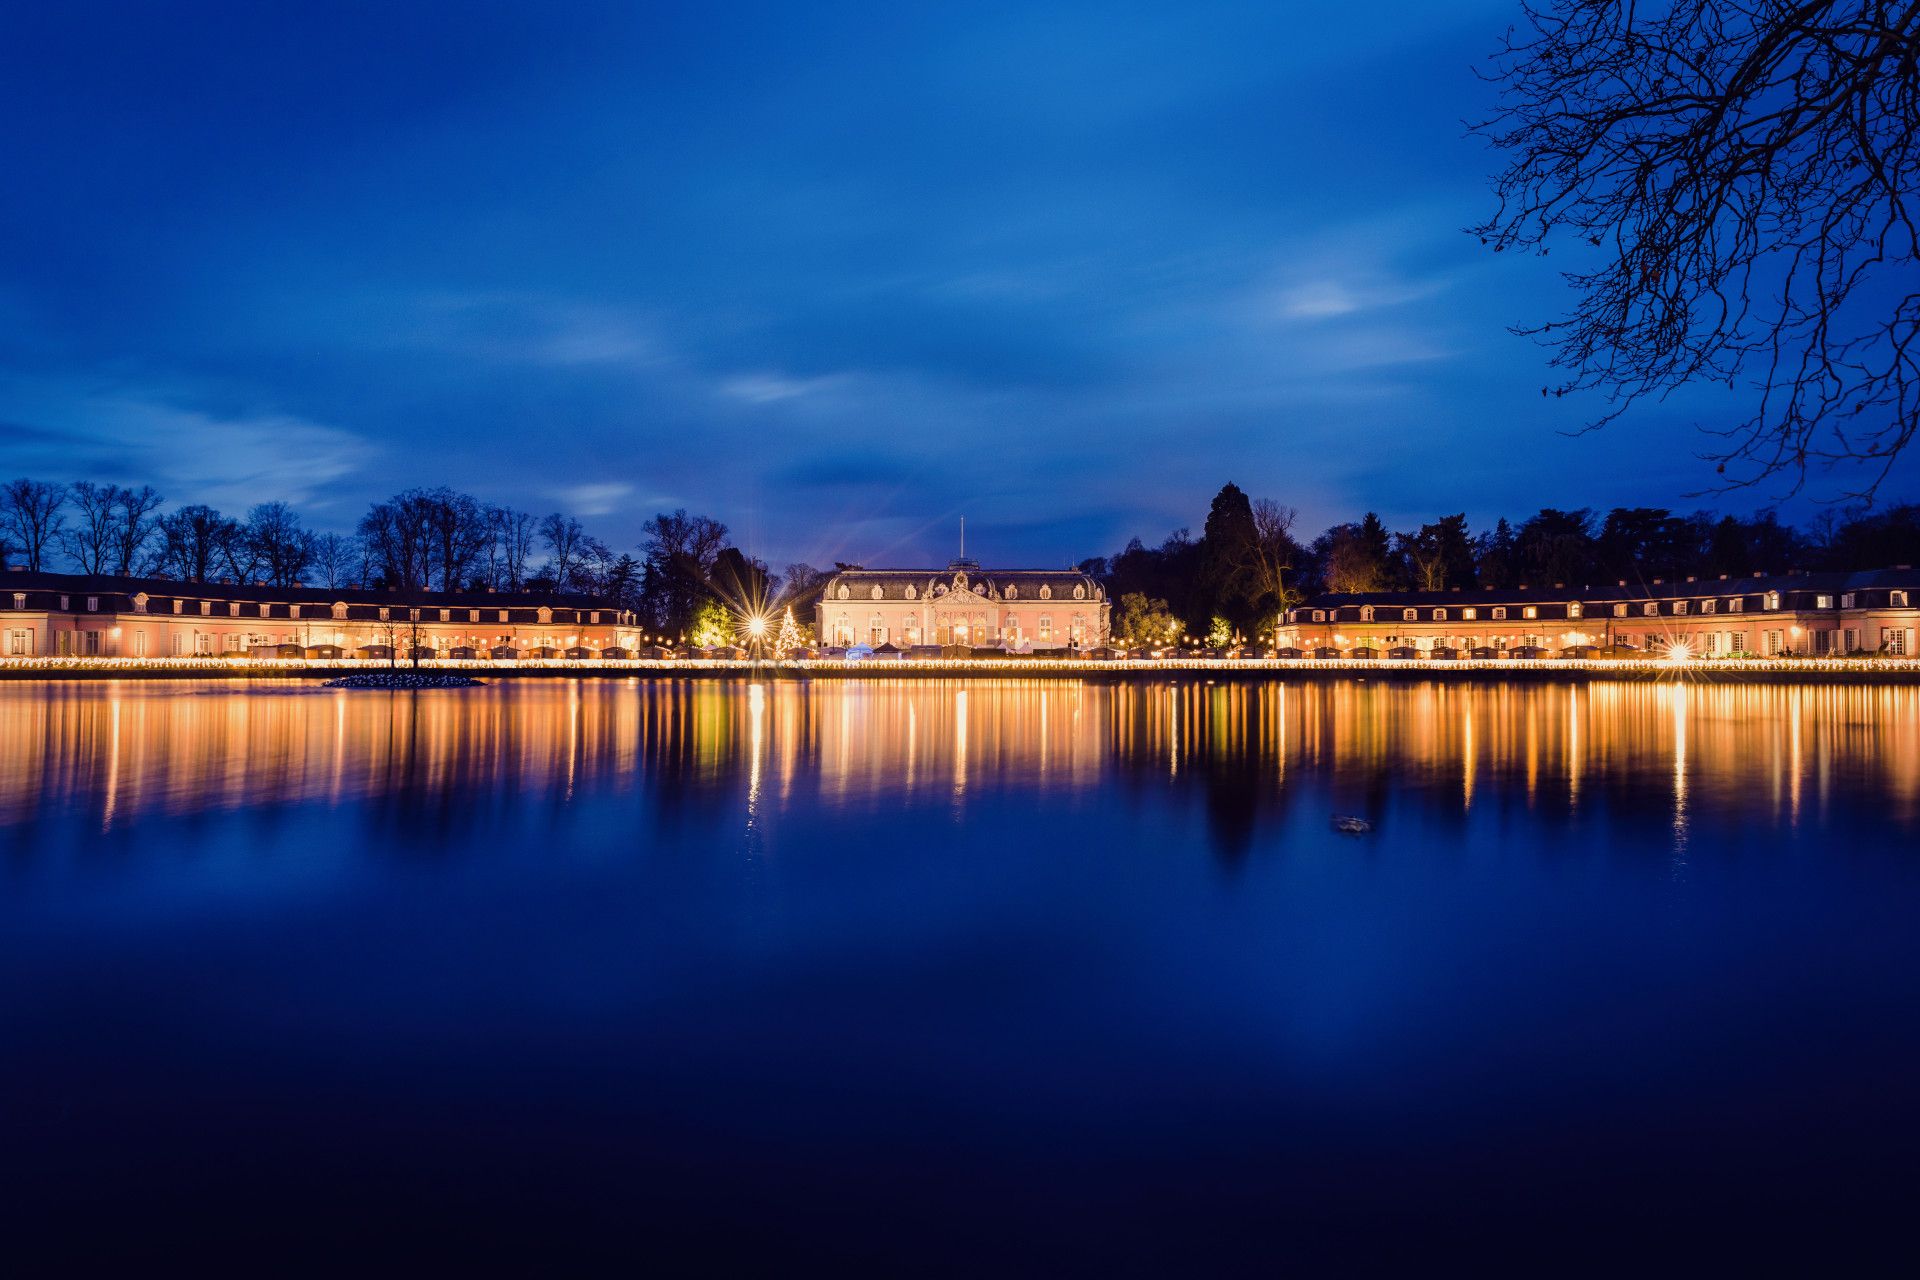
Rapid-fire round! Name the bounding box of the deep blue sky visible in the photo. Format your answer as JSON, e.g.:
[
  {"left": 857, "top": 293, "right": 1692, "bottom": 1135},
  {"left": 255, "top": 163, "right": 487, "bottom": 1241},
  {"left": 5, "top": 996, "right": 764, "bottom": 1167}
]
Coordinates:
[{"left": 0, "top": 1, "right": 1891, "bottom": 569}]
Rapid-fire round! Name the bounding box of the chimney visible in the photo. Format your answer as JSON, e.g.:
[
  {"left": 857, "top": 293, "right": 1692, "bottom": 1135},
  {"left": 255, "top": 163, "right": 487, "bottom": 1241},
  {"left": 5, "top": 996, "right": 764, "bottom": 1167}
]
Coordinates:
[
  {"left": 1652, "top": 577, "right": 1663, "bottom": 584},
  {"left": 1685, "top": 575, "right": 1696, "bottom": 582},
  {"left": 1718, "top": 573, "right": 1729, "bottom": 580}
]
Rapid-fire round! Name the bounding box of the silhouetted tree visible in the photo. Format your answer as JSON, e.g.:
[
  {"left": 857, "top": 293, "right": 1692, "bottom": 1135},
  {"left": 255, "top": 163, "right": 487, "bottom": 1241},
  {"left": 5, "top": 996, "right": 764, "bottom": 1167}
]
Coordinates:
[{"left": 1475, "top": 1, "right": 1920, "bottom": 494}]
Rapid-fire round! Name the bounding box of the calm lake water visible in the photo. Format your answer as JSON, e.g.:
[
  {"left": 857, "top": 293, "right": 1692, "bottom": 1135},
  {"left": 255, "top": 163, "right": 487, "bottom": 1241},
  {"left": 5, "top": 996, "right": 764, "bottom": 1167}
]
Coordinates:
[{"left": 2, "top": 677, "right": 1916, "bottom": 1270}]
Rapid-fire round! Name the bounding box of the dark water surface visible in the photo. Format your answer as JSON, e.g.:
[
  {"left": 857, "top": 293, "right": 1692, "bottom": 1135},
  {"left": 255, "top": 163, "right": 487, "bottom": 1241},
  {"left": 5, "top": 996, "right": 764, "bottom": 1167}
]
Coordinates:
[{"left": 3, "top": 677, "right": 1916, "bottom": 1271}]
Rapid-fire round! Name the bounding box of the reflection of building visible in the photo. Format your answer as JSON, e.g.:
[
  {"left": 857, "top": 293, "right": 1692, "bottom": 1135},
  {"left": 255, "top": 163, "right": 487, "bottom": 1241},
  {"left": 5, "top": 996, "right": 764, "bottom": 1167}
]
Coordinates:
[
  {"left": 1282, "top": 569, "right": 1920, "bottom": 657},
  {"left": 816, "top": 557, "right": 1110, "bottom": 651},
  {"left": 0, "top": 570, "right": 638, "bottom": 658}
]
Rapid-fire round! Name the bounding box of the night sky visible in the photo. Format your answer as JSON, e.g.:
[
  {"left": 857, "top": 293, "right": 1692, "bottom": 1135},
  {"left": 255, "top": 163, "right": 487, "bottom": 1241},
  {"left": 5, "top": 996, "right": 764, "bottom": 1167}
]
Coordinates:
[{"left": 0, "top": 1, "right": 1890, "bottom": 570}]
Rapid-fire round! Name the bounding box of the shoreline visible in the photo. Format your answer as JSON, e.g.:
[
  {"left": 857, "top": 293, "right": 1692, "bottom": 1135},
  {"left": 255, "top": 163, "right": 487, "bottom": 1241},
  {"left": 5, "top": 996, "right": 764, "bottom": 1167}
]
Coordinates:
[{"left": 5, "top": 657, "right": 1920, "bottom": 685}]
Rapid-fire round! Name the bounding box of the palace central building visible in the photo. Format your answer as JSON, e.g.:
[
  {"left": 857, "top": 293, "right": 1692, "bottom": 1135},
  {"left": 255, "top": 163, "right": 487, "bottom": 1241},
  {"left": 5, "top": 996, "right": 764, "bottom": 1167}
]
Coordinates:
[{"left": 817, "top": 557, "right": 1110, "bottom": 651}]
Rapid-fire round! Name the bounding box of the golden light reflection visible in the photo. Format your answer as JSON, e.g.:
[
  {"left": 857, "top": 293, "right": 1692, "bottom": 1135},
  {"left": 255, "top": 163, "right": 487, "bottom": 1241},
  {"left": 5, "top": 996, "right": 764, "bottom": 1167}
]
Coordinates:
[{"left": 0, "top": 679, "right": 1916, "bottom": 833}]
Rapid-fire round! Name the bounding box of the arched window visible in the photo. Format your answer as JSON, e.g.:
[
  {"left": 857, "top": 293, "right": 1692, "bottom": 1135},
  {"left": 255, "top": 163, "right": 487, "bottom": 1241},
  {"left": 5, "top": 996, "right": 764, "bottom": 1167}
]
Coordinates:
[
  {"left": 1568, "top": 602, "right": 1582, "bottom": 618},
  {"left": 833, "top": 614, "right": 853, "bottom": 646},
  {"left": 870, "top": 585, "right": 883, "bottom": 600},
  {"left": 1073, "top": 584, "right": 1085, "bottom": 600},
  {"left": 1765, "top": 591, "right": 1781, "bottom": 610},
  {"left": 1005, "top": 585, "right": 1016, "bottom": 599}
]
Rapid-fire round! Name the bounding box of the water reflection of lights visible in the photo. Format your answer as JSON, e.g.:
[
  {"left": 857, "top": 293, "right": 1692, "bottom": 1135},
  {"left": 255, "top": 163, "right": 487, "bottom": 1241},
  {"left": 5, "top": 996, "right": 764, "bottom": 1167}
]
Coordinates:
[{"left": 3, "top": 680, "right": 1917, "bottom": 833}]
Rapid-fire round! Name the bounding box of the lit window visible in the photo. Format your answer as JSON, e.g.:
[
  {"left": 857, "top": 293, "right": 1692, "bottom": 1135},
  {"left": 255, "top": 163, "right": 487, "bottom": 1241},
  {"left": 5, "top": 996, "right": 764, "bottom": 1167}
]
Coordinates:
[
  {"left": 1522, "top": 606, "right": 1537, "bottom": 619},
  {"left": 1568, "top": 602, "right": 1582, "bottom": 618},
  {"left": 229, "top": 603, "right": 240, "bottom": 617},
  {"left": 1894, "top": 591, "right": 1911, "bottom": 608},
  {"left": 10, "top": 593, "right": 22, "bottom": 610},
  {"left": 1491, "top": 607, "right": 1506, "bottom": 620},
  {"left": 499, "top": 610, "right": 508, "bottom": 623},
  {"left": 1612, "top": 603, "right": 1627, "bottom": 617},
  {"left": 1643, "top": 602, "right": 1657, "bottom": 616},
  {"left": 1004, "top": 586, "right": 1016, "bottom": 600},
  {"left": 1431, "top": 608, "right": 1446, "bottom": 621},
  {"left": 469, "top": 610, "right": 480, "bottom": 623},
  {"left": 1885, "top": 627, "right": 1908, "bottom": 655},
  {"left": 1673, "top": 601, "right": 1687, "bottom": 615},
  {"left": 1039, "top": 615, "right": 1053, "bottom": 640},
  {"left": 1764, "top": 591, "right": 1781, "bottom": 610},
  {"left": 1815, "top": 595, "right": 1833, "bottom": 610},
  {"left": 1702, "top": 599, "right": 1715, "bottom": 614},
  {"left": 439, "top": 609, "right": 450, "bottom": 622},
  {"left": 1462, "top": 608, "right": 1477, "bottom": 620},
  {"left": 1312, "top": 610, "right": 1326, "bottom": 623},
  {"left": 1729, "top": 598, "right": 1743, "bottom": 613},
  {"left": 1841, "top": 593, "right": 1856, "bottom": 608},
  {"left": 260, "top": 603, "right": 271, "bottom": 618},
  {"left": 200, "top": 601, "right": 211, "bottom": 616},
  {"left": 1360, "top": 607, "right": 1375, "bottom": 621},
  {"left": 1403, "top": 608, "right": 1417, "bottom": 622}
]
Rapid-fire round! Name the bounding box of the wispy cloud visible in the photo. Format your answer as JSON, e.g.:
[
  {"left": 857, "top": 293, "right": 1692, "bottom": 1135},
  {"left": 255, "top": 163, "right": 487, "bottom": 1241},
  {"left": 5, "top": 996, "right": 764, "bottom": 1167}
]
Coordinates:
[
  {"left": 0, "top": 376, "right": 376, "bottom": 515},
  {"left": 550, "top": 481, "right": 633, "bottom": 516},
  {"left": 717, "top": 372, "right": 849, "bottom": 404}
]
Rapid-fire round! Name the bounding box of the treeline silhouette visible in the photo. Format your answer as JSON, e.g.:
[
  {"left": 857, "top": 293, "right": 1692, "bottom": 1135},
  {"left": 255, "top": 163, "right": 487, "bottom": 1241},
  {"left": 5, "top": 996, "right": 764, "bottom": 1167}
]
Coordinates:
[
  {"left": 1082, "top": 483, "right": 1920, "bottom": 643},
  {"left": 0, "top": 477, "right": 814, "bottom": 636}
]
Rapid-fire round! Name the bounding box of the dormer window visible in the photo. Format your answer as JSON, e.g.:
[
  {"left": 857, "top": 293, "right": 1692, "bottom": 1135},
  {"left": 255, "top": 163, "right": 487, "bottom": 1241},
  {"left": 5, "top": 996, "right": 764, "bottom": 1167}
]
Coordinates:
[
  {"left": 1701, "top": 599, "right": 1716, "bottom": 614},
  {"left": 1643, "top": 602, "right": 1657, "bottom": 616},
  {"left": 1402, "top": 608, "right": 1417, "bottom": 622},
  {"left": 1613, "top": 603, "right": 1627, "bottom": 617},
  {"left": 1312, "top": 610, "right": 1326, "bottom": 623},
  {"left": 86, "top": 596, "right": 98, "bottom": 612},
  {"left": 1431, "top": 608, "right": 1446, "bottom": 621},
  {"left": 333, "top": 603, "right": 348, "bottom": 620},
  {"left": 1004, "top": 585, "right": 1015, "bottom": 600},
  {"left": 1764, "top": 591, "right": 1781, "bottom": 611},
  {"left": 1360, "top": 606, "right": 1375, "bottom": 622},
  {"left": 1729, "top": 598, "right": 1743, "bottom": 612},
  {"left": 1073, "top": 584, "right": 1085, "bottom": 600},
  {"left": 1894, "top": 591, "right": 1911, "bottom": 608},
  {"left": 905, "top": 585, "right": 917, "bottom": 600},
  {"left": 1039, "top": 585, "right": 1051, "bottom": 600},
  {"left": 1673, "top": 601, "right": 1687, "bottom": 615},
  {"left": 1462, "top": 607, "right": 1477, "bottom": 620},
  {"left": 1841, "top": 593, "right": 1856, "bottom": 609},
  {"left": 1568, "top": 602, "right": 1582, "bottom": 618},
  {"left": 837, "top": 585, "right": 850, "bottom": 600},
  {"left": 230, "top": 603, "right": 241, "bottom": 617},
  {"left": 870, "top": 585, "right": 883, "bottom": 600},
  {"left": 200, "top": 601, "right": 211, "bottom": 616},
  {"left": 1522, "top": 606, "right": 1538, "bottom": 619},
  {"left": 11, "top": 593, "right": 23, "bottom": 611},
  {"left": 1491, "top": 607, "right": 1507, "bottom": 620}
]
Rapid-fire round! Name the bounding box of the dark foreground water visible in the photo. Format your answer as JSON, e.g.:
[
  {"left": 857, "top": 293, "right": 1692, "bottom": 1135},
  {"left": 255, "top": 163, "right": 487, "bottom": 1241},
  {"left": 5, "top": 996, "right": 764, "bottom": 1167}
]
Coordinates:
[{"left": 2, "top": 677, "right": 1916, "bottom": 1272}]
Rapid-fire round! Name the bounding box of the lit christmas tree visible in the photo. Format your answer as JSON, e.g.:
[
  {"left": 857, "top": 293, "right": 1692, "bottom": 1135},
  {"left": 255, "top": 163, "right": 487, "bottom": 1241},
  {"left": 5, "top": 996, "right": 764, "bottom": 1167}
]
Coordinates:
[{"left": 773, "top": 606, "right": 803, "bottom": 656}]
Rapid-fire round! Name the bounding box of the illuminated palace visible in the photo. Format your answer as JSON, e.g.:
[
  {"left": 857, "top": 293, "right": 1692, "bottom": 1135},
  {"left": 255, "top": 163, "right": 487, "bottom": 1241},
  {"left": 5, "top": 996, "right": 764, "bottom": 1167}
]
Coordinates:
[
  {"left": 817, "top": 557, "right": 1111, "bottom": 651},
  {"left": 0, "top": 570, "right": 638, "bottom": 658},
  {"left": 1281, "top": 569, "right": 1920, "bottom": 657}
]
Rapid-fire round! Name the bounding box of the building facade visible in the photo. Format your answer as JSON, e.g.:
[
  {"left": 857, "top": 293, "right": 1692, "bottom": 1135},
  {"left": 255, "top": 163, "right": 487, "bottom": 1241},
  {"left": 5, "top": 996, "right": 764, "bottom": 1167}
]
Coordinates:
[
  {"left": 0, "top": 570, "right": 639, "bottom": 659},
  {"left": 1281, "top": 569, "right": 1920, "bottom": 657},
  {"left": 816, "top": 558, "right": 1111, "bottom": 651}
]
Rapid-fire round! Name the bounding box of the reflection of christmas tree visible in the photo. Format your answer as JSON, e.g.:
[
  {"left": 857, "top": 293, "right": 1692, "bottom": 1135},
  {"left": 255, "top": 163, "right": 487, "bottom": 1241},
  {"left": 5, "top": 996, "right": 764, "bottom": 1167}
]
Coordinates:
[{"left": 773, "top": 606, "right": 803, "bottom": 655}]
